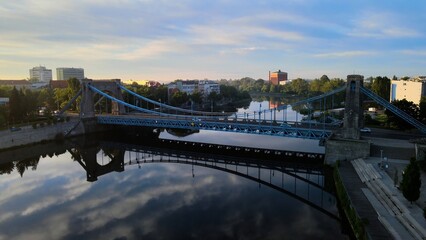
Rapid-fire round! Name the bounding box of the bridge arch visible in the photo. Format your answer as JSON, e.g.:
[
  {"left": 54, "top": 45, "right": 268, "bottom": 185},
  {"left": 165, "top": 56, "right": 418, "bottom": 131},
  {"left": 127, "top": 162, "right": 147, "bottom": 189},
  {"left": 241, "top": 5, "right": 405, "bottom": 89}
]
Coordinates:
[{"left": 81, "top": 79, "right": 125, "bottom": 118}]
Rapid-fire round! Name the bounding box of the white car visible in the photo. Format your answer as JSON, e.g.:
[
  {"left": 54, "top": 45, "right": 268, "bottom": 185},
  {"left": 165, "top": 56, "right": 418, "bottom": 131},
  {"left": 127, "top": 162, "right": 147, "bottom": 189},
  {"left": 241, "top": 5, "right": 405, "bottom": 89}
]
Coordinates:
[{"left": 360, "top": 127, "right": 371, "bottom": 133}]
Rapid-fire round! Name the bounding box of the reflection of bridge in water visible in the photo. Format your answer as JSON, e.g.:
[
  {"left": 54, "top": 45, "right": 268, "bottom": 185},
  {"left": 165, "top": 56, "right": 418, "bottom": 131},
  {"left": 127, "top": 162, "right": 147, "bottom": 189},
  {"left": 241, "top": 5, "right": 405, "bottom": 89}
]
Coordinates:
[
  {"left": 0, "top": 136, "right": 339, "bottom": 220},
  {"left": 74, "top": 140, "right": 339, "bottom": 221}
]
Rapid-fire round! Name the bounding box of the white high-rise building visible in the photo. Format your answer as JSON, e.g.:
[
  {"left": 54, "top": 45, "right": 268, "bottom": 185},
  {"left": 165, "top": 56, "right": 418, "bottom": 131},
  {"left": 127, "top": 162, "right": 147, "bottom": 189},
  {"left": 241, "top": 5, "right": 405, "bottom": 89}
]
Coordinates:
[
  {"left": 56, "top": 67, "right": 85, "bottom": 80},
  {"left": 390, "top": 77, "right": 426, "bottom": 104},
  {"left": 29, "top": 66, "right": 52, "bottom": 82}
]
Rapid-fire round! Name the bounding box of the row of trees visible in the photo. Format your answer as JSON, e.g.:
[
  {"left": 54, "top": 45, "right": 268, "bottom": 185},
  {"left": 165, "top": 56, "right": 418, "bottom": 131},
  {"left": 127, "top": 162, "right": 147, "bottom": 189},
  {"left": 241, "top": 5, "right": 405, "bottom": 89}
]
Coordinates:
[
  {"left": 218, "top": 75, "right": 346, "bottom": 96},
  {"left": 125, "top": 82, "right": 251, "bottom": 111},
  {"left": 0, "top": 78, "right": 81, "bottom": 127}
]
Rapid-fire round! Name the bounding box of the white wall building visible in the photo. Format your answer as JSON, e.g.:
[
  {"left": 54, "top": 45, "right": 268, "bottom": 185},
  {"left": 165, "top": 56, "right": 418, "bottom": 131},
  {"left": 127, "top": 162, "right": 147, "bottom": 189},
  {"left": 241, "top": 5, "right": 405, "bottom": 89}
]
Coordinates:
[
  {"left": 199, "top": 80, "right": 220, "bottom": 96},
  {"left": 56, "top": 67, "right": 85, "bottom": 80},
  {"left": 29, "top": 66, "right": 52, "bottom": 83},
  {"left": 168, "top": 80, "right": 220, "bottom": 97},
  {"left": 0, "top": 98, "right": 9, "bottom": 106},
  {"left": 390, "top": 77, "right": 426, "bottom": 104}
]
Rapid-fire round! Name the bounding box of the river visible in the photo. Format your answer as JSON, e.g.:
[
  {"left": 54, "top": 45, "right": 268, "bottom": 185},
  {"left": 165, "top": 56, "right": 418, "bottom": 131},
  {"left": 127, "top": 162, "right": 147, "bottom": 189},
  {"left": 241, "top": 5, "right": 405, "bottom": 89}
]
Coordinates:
[{"left": 0, "top": 100, "right": 350, "bottom": 239}]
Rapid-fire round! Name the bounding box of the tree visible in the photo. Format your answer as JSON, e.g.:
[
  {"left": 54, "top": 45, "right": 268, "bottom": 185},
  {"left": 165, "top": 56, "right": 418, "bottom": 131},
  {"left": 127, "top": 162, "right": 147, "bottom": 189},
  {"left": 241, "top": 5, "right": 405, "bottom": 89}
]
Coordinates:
[
  {"left": 371, "top": 76, "right": 390, "bottom": 101},
  {"left": 320, "top": 74, "right": 330, "bottom": 82},
  {"left": 190, "top": 92, "right": 203, "bottom": 104},
  {"left": 401, "top": 157, "right": 421, "bottom": 204},
  {"left": 309, "top": 79, "right": 322, "bottom": 93},
  {"left": 220, "top": 85, "right": 238, "bottom": 99},
  {"left": 67, "top": 78, "right": 81, "bottom": 111},
  {"left": 419, "top": 96, "right": 426, "bottom": 122},
  {"left": 67, "top": 77, "right": 80, "bottom": 93},
  {"left": 269, "top": 84, "right": 277, "bottom": 93},
  {"left": 170, "top": 91, "right": 189, "bottom": 107},
  {"left": 38, "top": 88, "right": 56, "bottom": 110},
  {"left": 385, "top": 99, "right": 419, "bottom": 129},
  {"left": 8, "top": 87, "right": 22, "bottom": 123},
  {"left": 289, "top": 78, "right": 309, "bottom": 95}
]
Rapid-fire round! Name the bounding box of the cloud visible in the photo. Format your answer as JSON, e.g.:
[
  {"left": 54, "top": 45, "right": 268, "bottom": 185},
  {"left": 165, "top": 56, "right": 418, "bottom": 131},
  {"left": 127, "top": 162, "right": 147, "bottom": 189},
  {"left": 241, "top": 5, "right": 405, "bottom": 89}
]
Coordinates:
[
  {"left": 348, "top": 11, "right": 421, "bottom": 38},
  {"left": 117, "top": 39, "right": 188, "bottom": 60},
  {"left": 313, "top": 50, "right": 377, "bottom": 58},
  {"left": 399, "top": 50, "right": 426, "bottom": 56}
]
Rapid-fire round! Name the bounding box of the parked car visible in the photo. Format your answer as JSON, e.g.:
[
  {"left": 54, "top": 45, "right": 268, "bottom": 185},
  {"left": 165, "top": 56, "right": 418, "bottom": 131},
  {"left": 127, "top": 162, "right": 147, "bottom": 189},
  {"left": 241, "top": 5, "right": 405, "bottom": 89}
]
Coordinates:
[
  {"left": 10, "top": 127, "right": 22, "bottom": 132},
  {"left": 360, "top": 127, "right": 371, "bottom": 133}
]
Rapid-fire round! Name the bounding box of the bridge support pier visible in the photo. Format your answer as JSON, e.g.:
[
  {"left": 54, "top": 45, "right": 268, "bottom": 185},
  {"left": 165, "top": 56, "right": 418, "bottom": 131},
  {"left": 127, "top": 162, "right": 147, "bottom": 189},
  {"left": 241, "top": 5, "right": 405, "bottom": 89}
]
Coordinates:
[
  {"left": 325, "top": 75, "right": 370, "bottom": 164},
  {"left": 325, "top": 139, "right": 370, "bottom": 164}
]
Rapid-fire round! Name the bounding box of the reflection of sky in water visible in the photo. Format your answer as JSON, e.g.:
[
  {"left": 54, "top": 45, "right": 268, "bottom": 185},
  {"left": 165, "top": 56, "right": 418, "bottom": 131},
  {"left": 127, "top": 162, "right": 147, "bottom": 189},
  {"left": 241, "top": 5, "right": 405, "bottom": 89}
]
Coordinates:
[
  {"left": 0, "top": 151, "right": 343, "bottom": 240},
  {"left": 237, "top": 100, "right": 303, "bottom": 122},
  {"left": 160, "top": 130, "right": 325, "bottom": 154}
]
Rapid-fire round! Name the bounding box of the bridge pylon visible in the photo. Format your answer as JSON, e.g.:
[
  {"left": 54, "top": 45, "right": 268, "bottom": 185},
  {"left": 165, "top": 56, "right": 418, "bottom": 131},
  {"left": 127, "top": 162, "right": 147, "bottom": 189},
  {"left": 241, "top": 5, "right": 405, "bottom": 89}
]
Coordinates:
[
  {"left": 342, "top": 75, "right": 364, "bottom": 140},
  {"left": 325, "top": 75, "right": 370, "bottom": 164},
  {"left": 80, "top": 79, "right": 125, "bottom": 119}
]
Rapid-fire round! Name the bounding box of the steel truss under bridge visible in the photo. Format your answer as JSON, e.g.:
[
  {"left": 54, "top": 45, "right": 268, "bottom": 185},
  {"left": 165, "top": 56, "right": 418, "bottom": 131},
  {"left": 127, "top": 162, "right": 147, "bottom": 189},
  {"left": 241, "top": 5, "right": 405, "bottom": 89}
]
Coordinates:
[{"left": 97, "top": 115, "right": 332, "bottom": 140}]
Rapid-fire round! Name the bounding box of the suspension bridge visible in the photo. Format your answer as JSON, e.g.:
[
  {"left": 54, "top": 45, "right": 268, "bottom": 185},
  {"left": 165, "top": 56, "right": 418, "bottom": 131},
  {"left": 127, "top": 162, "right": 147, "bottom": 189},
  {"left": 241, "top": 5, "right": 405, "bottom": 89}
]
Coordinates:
[{"left": 61, "top": 75, "right": 426, "bottom": 163}]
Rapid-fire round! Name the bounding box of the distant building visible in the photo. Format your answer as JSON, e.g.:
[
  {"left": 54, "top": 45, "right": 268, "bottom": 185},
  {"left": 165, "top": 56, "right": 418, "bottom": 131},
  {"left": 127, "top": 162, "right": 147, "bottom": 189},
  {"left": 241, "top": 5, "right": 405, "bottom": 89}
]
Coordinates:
[
  {"left": 122, "top": 80, "right": 149, "bottom": 85},
  {"left": 30, "top": 82, "right": 49, "bottom": 89},
  {"left": 269, "top": 70, "right": 288, "bottom": 85},
  {"left": 199, "top": 80, "right": 220, "bottom": 96},
  {"left": 167, "top": 80, "right": 220, "bottom": 97},
  {"left": 50, "top": 80, "right": 69, "bottom": 89},
  {"left": 29, "top": 66, "right": 52, "bottom": 82},
  {"left": 122, "top": 80, "right": 161, "bottom": 87},
  {"left": 56, "top": 67, "right": 84, "bottom": 80},
  {"left": 0, "top": 80, "right": 31, "bottom": 90},
  {"left": 390, "top": 77, "right": 426, "bottom": 104},
  {"left": 0, "top": 97, "right": 9, "bottom": 106}
]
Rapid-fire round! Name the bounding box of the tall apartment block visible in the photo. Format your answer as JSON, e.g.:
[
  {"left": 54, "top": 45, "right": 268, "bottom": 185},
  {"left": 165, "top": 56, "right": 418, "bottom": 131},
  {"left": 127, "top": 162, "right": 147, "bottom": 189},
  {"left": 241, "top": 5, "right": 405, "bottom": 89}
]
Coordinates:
[
  {"left": 29, "top": 66, "right": 52, "bottom": 82},
  {"left": 269, "top": 70, "right": 288, "bottom": 85},
  {"left": 56, "top": 67, "right": 85, "bottom": 80},
  {"left": 390, "top": 77, "right": 426, "bottom": 104}
]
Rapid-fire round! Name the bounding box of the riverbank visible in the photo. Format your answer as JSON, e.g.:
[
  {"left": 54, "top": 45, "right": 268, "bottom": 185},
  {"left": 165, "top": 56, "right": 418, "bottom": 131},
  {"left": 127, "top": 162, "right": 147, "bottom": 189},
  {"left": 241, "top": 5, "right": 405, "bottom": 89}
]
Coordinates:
[{"left": 0, "top": 117, "right": 84, "bottom": 151}]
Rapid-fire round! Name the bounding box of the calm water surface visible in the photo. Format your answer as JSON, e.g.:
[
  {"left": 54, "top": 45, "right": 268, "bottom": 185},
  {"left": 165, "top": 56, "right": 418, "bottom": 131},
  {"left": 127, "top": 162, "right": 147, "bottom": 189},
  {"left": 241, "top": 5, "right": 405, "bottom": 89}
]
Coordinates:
[{"left": 0, "top": 101, "right": 348, "bottom": 239}]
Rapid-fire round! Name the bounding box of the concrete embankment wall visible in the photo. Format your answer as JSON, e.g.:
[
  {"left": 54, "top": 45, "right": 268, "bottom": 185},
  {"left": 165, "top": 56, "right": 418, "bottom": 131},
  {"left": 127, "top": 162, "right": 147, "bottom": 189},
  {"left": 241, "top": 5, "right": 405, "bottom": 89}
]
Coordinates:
[{"left": 0, "top": 118, "right": 85, "bottom": 150}]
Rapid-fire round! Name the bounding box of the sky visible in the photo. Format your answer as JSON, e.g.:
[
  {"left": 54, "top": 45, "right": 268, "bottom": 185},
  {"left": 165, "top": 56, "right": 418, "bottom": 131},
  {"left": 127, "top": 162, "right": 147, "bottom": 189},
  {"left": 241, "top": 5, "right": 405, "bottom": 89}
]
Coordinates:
[{"left": 1, "top": 0, "right": 426, "bottom": 83}]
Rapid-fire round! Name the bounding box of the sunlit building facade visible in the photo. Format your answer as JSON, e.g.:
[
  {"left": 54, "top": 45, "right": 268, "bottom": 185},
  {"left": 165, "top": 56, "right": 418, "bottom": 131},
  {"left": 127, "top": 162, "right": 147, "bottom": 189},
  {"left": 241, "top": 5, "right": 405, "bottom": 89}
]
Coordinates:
[
  {"left": 167, "top": 80, "right": 220, "bottom": 97},
  {"left": 390, "top": 77, "right": 426, "bottom": 104},
  {"left": 269, "top": 70, "right": 288, "bottom": 85},
  {"left": 56, "top": 67, "right": 84, "bottom": 80},
  {"left": 29, "top": 66, "right": 52, "bottom": 82}
]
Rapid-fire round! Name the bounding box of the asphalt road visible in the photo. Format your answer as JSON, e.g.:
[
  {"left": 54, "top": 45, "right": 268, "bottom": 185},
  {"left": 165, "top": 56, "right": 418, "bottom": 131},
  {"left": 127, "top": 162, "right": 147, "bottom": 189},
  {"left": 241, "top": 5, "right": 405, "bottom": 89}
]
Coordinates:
[{"left": 361, "top": 127, "right": 425, "bottom": 140}]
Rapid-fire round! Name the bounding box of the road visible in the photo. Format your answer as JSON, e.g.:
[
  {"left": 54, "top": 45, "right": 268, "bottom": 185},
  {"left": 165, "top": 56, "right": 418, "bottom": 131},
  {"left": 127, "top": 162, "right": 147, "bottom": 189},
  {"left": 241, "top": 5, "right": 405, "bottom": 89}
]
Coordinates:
[{"left": 361, "top": 127, "right": 425, "bottom": 140}]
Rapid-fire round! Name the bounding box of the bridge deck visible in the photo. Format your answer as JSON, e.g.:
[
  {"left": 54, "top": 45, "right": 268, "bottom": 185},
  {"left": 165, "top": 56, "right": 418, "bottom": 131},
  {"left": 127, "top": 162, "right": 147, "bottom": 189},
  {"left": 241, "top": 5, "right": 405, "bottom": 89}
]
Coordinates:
[{"left": 97, "top": 115, "right": 334, "bottom": 140}]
